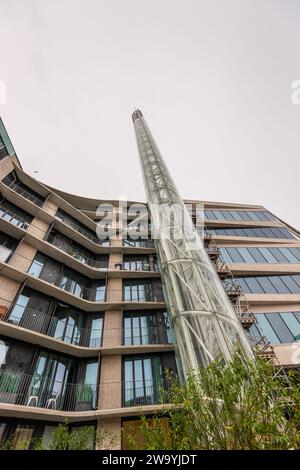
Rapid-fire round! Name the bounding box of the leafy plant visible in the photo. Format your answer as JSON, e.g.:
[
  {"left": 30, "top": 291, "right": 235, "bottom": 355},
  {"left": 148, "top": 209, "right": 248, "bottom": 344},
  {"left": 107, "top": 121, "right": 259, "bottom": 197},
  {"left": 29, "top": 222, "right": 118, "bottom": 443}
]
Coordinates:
[
  {"left": 0, "top": 370, "right": 21, "bottom": 394},
  {"left": 76, "top": 383, "right": 94, "bottom": 403},
  {"left": 124, "top": 350, "right": 300, "bottom": 450}
]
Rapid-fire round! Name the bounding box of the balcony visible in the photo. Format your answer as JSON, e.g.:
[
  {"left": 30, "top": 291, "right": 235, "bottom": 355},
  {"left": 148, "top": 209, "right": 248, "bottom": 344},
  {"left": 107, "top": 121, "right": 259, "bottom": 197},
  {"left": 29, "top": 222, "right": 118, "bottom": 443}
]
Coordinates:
[
  {"left": 0, "top": 372, "right": 172, "bottom": 413},
  {"left": 1, "top": 304, "right": 103, "bottom": 348},
  {"left": 46, "top": 231, "right": 109, "bottom": 269},
  {"left": 122, "top": 379, "right": 172, "bottom": 407},
  {"left": 0, "top": 304, "right": 171, "bottom": 348},
  {"left": 0, "top": 205, "right": 30, "bottom": 230},
  {"left": 2, "top": 179, "right": 45, "bottom": 208},
  {"left": 123, "top": 239, "right": 155, "bottom": 249},
  {"left": 0, "top": 369, "right": 97, "bottom": 411}
]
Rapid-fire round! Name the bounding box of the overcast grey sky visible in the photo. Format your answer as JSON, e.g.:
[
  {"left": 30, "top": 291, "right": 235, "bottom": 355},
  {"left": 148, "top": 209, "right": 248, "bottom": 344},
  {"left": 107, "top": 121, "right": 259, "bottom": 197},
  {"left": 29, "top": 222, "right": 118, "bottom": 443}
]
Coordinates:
[{"left": 0, "top": 0, "right": 299, "bottom": 227}]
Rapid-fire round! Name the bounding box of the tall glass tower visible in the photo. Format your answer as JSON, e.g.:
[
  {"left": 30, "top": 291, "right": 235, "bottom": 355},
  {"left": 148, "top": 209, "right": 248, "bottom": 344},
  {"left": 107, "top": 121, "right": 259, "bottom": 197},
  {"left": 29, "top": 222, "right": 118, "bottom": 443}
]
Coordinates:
[{"left": 132, "top": 109, "right": 254, "bottom": 378}]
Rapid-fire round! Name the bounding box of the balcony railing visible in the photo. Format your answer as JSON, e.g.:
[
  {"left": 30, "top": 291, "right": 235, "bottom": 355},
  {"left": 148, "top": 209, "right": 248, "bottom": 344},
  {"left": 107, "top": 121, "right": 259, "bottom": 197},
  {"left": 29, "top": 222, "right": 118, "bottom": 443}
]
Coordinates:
[
  {"left": 122, "top": 326, "right": 172, "bottom": 345},
  {"left": 0, "top": 304, "right": 171, "bottom": 347},
  {"left": 0, "top": 371, "right": 173, "bottom": 412},
  {"left": 122, "top": 379, "right": 172, "bottom": 407},
  {"left": 123, "top": 239, "right": 155, "bottom": 248},
  {"left": 0, "top": 369, "right": 97, "bottom": 411},
  {"left": 0, "top": 205, "right": 30, "bottom": 229},
  {"left": 54, "top": 213, "right": 108, "bottom": 246},
  {"left": 1, "top": 305, "right": 102, "bottom": 348},
  {"left": 2, "top": 181, "right": 45, "bottom": 207},
  {"left": 119, "top": 261, "right": 159, "bottom": 272},
  {"left": 46, "top": 232, "right": 109, "bottom": 269}
]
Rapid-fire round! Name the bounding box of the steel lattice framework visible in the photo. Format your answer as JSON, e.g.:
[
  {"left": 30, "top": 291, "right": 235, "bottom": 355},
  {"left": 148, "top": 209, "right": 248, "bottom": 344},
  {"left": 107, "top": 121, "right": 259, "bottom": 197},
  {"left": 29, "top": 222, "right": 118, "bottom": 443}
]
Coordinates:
[{"left": 132, "top": 109, "right": 254, "bottom": 378}]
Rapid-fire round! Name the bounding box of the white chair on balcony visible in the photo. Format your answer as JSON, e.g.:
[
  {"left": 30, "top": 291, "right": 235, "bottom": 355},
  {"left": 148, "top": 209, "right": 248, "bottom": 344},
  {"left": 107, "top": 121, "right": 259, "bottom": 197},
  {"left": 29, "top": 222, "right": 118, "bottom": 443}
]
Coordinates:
[
  {"left": 46, "top": 392, "right": 60, "bottom": 409},
  {"left": 27, "top": 395, "right": 38, "bottom": 407}
]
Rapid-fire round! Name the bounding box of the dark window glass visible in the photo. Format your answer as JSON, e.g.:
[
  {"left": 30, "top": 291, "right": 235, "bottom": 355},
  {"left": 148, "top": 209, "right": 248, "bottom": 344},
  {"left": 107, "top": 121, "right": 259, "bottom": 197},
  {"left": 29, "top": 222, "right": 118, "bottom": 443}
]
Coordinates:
[
  {"left": 257, "top": 277, "right": 278, "bottom": 293},
  {"left": 266, "top": 313, "right": 294, "bottom": 343},
  {"left": 243, "top": 277, "right": 264, "bottom": 293},
  {"left": 279, "top": 276, "right": 300, "bottom": 294},
  {"left": 268, "top": 276, "right": 290, "bottom": 294},
  {"left": 255, "top": 314, "right": 281, "bottom": 344}
]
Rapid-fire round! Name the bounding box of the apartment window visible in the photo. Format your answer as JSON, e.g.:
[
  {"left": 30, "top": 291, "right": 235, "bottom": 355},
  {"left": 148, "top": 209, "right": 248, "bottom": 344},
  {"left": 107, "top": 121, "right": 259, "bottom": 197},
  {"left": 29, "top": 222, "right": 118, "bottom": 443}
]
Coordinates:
[
  {"left": 28, "top": 253, "right": 47, "bottom": 278},
  {"left": 235, "top": 275, "right": 300, "bottom": 294},
  {"left": 28, "top": 351, "right": 73, "bottom": 409},
  {"left": 204, "top": 209, "right": 276, "bottom": 221},
  {"left": 51, "top": 306, "right": 83, "bottom": 345},
  {"left": 7, "top": 293, "right": 30, "bottom": 325},
  {"left": 124, "top": 312, "right": 171, "bottom": 345},
  {"left": 123, "top": 255, "right": 151, "bottom": 271},
  {"left": 123, "top": 281, "right": 153, "bottom": 302},
  {"left": 0, "top": 197, "right": 32, "bottom": 229},
  {"left": 89, "top": 316, "right": 103, "bottom": 347},
  {"left": 254, "top": 312, "right": 300, "bottom": 344},
  {"left": 58, "top": 267, "right": 90, "bottom": 299},
  {"left": 220, "top": 247, "right": 300, "bottom": 264},
  {"left": 0, "top": 232, "right": 18, "bottom": 263},
  {"left": 123, "top": 356, "right": 163, "bottom": 407},
  {"left": 95, "top": 281, "right": 106, "bottom": 301},
  {"left": 206, "top": 226, "right": 295, "bottom": 239}
]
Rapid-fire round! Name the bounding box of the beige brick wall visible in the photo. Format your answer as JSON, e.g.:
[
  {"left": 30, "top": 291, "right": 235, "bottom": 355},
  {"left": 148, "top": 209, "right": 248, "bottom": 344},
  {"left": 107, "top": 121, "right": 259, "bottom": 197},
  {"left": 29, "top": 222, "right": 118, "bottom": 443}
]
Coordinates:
[
  {"left": 107, "top": 277, "right": 122, "bottom": 303},
  {"left": 109, "top": 252, "right": 123, "bottom": 269},
  {"left": 103, "top": 310, "right": 123, "bottom": 347},
  {"left": 0, "top": 158, "right": 14, "bottom": 179},
  {"left": 98, "top": 355, "right": 122, "bottom": 410},
  {"left": 0, "top": 275, "right": 20, "bottom": 312},
  {"left": 9, "top": 242, "right": 37, "bottom": 272},
  {"left": 42, "top": 199, "right": 57, "bottom": 218},
  {"left": 96, "top": 417, "right": 121, "bottom": 450},
  {"left": 27, "top": 216, "right": 49, "bottom": 240}
]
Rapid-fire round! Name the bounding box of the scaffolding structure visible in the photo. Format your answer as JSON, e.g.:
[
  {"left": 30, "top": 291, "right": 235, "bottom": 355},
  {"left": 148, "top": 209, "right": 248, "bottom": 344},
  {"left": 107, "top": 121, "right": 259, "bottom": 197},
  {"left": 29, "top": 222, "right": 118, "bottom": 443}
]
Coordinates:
[{"left": 132, "top": 109, "right": 254, "bottom": 378}]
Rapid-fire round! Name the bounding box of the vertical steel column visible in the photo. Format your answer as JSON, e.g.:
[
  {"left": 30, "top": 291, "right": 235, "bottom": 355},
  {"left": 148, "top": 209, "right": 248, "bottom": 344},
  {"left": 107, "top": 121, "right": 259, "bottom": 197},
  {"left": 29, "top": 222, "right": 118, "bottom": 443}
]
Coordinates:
[{"left": 132, "top": 110, "right": 254, "bottom": 378}]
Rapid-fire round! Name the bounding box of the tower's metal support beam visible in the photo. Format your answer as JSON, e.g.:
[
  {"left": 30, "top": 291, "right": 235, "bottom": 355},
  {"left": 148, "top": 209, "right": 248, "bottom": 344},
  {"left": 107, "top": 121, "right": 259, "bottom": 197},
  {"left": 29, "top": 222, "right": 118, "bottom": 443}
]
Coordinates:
[{"left": 132, "top": 109, "right": 254, "bottom": 378}]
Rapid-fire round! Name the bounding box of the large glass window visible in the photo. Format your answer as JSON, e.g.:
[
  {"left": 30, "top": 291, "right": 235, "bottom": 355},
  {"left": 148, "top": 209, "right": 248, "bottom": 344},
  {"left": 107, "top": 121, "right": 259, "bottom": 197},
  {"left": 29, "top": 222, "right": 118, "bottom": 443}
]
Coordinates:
[
  {"left": 0, "top": 232, "right": 18, "bottom": 263},
  {"left": 206, "top": 226, "right": 295, "bottom": 239},
  {"left": 28, "top": 253, "right": 46, "bottom": 278},
  {"left": 7, "top": 293, "right": 29, "bottom": 325},
  {"left": 123, "top": 281, "right": 153, "bottom": 302},
  {"left": 254, "top": 311, "right": 300, "bottom": 344},
  {"left": 220, "top": 247, "right": 300, "bottom": 264},
  {"left": 28, "top": 351, "right": 72, "bottom": 410},
  {"left": 236, "top": 275, "right": 300, "bottom": 294},
  {"left": 89, "top": 316, "right": 103, "bottom": 347},
  {"left": 123, "top": 356, "right": 163, "bottom": 407},
  {"left": 204, "top": 209, "right": 276, "bottom": 221},
  {"left": 124, "top": 312, "right": 171, "bottom": 345}
]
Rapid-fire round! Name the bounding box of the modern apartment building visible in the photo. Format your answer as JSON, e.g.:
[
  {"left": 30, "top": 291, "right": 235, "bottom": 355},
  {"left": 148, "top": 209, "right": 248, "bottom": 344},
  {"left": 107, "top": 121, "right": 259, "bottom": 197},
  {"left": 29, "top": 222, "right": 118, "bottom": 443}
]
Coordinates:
[{"left": 0, "top": 113, "right": 299, "bottom": 449}]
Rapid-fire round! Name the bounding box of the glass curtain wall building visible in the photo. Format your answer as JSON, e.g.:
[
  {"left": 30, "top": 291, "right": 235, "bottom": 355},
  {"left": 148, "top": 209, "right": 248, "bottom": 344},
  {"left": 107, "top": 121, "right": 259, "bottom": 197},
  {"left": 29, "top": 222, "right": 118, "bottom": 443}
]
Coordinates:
[{"left": 0, "top": 115, "right": 299, "bottom": 449}]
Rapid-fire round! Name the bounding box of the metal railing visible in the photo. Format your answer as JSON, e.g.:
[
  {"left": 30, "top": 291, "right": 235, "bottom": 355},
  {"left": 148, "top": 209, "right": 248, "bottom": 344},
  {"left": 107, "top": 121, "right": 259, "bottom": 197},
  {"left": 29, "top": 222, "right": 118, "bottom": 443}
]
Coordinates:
[
  {"left": 122, "top": 379, "right": 172, "bottom": 407},
  {"left": 2, "top": 180, "right": 45, "bottom": 207},
  {"left": 54, "top": 213, "right": 107, "bottom": 246},
  {"left": 0, "top": 304, "right": 171, "bottom": 347},
  {"left": 0, "top": 370, "right": 173, "bottom": 411},
  {"left": 1, "top": 305, "right": 103, "bottom": 348},
  {"left": 0, "top": 369, "right": 97, "bottom": 411},
  {"left": 123, "top": 239, "right": 155, "bottom": 248},
  {"left": 119, "top": 261, "right": 159, "bottom": 272},
  {"left": 0, "top": 205, "right": 30, "bottom": 229},
  {"left": 46, "top": 232, "right": 109, "bottom": 269}
]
